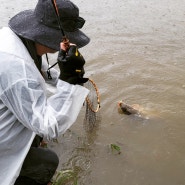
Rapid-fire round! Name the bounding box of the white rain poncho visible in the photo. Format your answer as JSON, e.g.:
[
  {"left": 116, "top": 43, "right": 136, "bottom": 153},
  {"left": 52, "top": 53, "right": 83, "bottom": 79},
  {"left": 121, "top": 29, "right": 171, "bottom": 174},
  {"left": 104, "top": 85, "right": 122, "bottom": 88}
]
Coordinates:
[{"left": 0, "top": 27, "right": 89, "bottom": 185}]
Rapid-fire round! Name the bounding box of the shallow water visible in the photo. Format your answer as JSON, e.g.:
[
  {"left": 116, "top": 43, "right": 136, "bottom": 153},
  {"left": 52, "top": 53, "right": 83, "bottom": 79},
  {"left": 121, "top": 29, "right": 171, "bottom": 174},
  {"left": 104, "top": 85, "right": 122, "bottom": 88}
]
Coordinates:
[{"left": 1, "top": 0, "right": 185, "bottom": 184}]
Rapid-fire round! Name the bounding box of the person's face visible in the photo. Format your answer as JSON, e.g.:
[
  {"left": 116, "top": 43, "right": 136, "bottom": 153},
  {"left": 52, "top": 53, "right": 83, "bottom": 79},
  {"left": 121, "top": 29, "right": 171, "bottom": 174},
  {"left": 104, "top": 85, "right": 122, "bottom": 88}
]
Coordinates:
[{"left": 35, "top": 43, "right": 57, "bottom": 56}]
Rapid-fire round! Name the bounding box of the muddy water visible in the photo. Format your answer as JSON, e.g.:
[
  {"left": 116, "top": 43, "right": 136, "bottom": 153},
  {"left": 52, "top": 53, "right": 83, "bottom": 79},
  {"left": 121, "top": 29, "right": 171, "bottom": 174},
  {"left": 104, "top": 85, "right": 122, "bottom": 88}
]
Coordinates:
[{"left": 1, "top": 0, "right": 185, "bottom": 184}]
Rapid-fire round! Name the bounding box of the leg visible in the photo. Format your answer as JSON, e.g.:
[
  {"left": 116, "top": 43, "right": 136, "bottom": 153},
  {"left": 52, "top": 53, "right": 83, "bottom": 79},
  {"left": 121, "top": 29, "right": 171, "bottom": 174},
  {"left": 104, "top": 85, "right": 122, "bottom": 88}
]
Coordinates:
[{"left": 15, "top": 147, "right": 59, "bottom": 185}]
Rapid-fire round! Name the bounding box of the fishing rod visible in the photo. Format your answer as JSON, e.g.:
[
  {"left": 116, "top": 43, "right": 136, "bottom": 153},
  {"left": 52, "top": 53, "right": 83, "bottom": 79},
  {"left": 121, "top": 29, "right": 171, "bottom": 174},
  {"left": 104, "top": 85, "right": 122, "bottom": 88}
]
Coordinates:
[
  {"left": 47, "top": 0, "right": 70, "bottom": 79},
  {"left": 51, "top": 0, "right": 69, "bottom": 44}
]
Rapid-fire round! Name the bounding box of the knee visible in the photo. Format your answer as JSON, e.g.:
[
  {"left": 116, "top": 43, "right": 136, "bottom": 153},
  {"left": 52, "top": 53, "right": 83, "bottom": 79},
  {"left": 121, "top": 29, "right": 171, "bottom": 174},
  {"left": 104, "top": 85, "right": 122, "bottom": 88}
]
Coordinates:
[
  {"left": 42, "top": 149, "right": 59, "bottom": 183},
  {"left": 46, "top": 149, "right": 59, "bottom": 171},
  {"left": 19, "top": 147, "right": 59, "bottom": 184}
]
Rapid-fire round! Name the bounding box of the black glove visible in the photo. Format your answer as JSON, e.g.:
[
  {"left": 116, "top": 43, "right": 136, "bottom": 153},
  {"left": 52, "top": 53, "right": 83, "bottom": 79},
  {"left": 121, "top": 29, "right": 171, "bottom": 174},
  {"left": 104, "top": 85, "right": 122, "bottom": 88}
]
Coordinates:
[{"left": 57, "top": 45, "right": 88, "bottom": 85}]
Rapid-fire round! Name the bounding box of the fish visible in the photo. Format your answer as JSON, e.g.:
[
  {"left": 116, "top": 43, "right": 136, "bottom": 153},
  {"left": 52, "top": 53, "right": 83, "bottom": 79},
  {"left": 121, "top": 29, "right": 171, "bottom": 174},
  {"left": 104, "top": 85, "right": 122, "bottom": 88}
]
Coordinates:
[{"left": 118, "top": 100, "right": 141, "bottom": 115}]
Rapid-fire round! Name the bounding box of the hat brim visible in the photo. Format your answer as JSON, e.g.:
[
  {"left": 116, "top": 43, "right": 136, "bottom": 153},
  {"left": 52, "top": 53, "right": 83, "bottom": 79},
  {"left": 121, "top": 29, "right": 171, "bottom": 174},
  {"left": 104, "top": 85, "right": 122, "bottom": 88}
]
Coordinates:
[{"left": 9, "top": 10, "right": 90, "bottom": 51}]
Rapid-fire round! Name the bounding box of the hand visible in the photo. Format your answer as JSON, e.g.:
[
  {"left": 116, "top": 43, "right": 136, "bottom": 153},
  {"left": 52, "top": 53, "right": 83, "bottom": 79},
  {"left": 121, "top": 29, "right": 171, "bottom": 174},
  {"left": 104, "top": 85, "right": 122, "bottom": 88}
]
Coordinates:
[{"left": 57, "top": 43, "right": 88, "bottom": 85}]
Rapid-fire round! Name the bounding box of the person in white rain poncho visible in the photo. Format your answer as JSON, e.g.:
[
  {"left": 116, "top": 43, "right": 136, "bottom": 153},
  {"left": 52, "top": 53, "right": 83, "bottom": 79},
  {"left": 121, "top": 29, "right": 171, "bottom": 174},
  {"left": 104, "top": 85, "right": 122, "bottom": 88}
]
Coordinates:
[{"left": 0, "top": 0, "right": 90, "bottom": 184}]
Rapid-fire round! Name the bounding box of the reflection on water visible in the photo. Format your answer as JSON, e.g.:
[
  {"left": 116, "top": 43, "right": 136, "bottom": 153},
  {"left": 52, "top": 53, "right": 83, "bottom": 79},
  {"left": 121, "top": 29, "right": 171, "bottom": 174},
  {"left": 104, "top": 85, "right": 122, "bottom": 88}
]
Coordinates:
[{"left": 1, "top": 0, "right": 185, "bottom": 184}]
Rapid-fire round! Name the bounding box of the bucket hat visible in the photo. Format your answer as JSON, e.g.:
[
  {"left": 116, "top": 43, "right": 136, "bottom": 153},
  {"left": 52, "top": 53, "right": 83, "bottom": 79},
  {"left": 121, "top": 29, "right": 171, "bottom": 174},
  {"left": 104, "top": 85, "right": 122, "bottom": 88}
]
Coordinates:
[{"left": 8, "top": 0, "right": 90, "bottom": 50}]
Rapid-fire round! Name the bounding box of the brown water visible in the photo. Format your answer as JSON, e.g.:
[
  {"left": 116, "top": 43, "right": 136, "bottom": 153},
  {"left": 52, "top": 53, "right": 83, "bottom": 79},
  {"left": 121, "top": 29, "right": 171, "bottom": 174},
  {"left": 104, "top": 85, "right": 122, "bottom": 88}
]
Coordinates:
[{"left": 1, "top": 0, "right": 185, "bottom": 184}]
